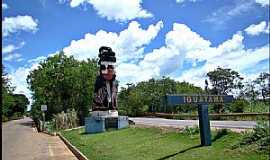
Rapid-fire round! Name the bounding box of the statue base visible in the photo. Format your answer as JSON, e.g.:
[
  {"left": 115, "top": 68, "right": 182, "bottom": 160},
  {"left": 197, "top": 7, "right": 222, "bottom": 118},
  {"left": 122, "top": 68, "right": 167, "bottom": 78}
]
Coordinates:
[{"left": 85, "top": 110, "right": 129, "bottom": 133}]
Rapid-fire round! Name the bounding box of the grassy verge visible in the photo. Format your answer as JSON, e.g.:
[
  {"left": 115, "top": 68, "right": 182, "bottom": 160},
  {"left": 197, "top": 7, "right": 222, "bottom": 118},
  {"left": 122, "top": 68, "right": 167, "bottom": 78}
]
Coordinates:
[{"left": 61, "top": 126, "right": 268, "bottom": 160}]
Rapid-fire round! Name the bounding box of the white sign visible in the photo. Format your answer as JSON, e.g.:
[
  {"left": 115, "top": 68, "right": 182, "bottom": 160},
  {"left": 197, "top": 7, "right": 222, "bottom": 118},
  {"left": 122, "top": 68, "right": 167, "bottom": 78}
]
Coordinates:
[{"left": 41, "top": 105, "right": 47, "bottom": 111}]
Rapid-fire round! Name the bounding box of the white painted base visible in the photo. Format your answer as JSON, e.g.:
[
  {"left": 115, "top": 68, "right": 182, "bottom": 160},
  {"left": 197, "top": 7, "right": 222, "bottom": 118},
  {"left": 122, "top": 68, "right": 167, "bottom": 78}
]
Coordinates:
[{"left": 91, "top": 110, "right": 118, "bottom": 117}]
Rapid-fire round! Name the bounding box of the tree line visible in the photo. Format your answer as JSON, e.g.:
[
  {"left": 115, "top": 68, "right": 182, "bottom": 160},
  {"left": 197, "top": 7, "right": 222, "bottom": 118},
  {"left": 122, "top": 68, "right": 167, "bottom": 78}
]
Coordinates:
[
  {"left": 2, "top": 66, "right": 29, "bottom": 122},
  {"left": 2, "top": 52, "right": 269, "bottom": 123}
]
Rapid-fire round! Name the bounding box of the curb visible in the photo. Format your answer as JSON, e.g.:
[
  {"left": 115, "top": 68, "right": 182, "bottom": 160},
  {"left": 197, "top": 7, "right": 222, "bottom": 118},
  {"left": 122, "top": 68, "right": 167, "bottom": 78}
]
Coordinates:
[
  {"left": 64, "top": 126, "right": 84, "bottom": 131},
  {"left": 58, "top": 132, "right": 89, "bottom": 160},
  {"left": 42, "top": 130, "right": 57, "bottom": 136}
]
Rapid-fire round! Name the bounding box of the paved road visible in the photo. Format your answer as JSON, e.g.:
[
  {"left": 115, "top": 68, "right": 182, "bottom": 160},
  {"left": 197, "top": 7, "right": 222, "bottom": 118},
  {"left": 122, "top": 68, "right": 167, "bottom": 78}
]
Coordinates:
[
  {"left": 129, "top": 117, "right": 257, "bottom": 129},
  {"left": 2, "top": 117, "right": 77, "bottom": 160}
]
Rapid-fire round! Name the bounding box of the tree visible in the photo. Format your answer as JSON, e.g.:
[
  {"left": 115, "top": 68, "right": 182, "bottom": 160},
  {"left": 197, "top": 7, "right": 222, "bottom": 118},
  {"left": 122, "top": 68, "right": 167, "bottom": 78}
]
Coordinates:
[
  {"left": 254, "top": 72, "right": 270, "bottom": 103},
  {"left": 27, "top": 52, "right": 98, "bottom": 125},
  {"left": 241, "top": 80, "right": 259, "bottom": 102},
  {"left": 2, "top": 65, "right": 15, "bottom": 119},
  {"left": 118, "top": 77, "right": 204, "bottom": 116},
  {"left": 2, "top": 65, "right": 29, "bottom": 121},
  {"left": 12, "top": 94, "right": 30, "bottom": 114},
  {"left": 207, "top": 67, "right": 244, "bottom": 95},
  {"left": 207, "top": 67, "right": 244, "bottom": 113}
]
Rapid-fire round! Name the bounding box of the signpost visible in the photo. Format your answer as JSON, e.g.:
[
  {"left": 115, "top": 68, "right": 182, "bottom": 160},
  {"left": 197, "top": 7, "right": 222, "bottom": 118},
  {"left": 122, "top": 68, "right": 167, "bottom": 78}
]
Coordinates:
[
  {"left": 166, "top": 94, "right": 233, "bottom": 146},
  {"left": 41, "top": 105, "right": 47, "bottom": 131}
]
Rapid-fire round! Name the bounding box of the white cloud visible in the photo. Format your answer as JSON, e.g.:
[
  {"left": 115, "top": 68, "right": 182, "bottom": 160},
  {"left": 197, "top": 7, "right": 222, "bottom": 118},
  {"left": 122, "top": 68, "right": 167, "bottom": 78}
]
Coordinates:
[
  {"left": 2, "top": 42, "right": 25, "bottom": 55},
  {"left": 63, "top": 21, "right": 163, "bottom": 62},
  {"left": 2, "top": 3, "right": 8, "bottom": 9},
  {"left": 255, "top": 0, "right": 269, "bottom": 7},
  {"left": 64, "top": 21, "right": 269, "bottom": 89},
  {"left": 175, "top": 31, "right": 269, "bottom": 88},
  {"left": 3, "top": 53, "right": 22, "bottom": 62},
  {"left": 204, "top": 0, "right": 263, "bottom": 28},
  {"left": 244, "top": 21, "right": 269, "bottom": 36},
  {"left": 9, "top": 20, "right": 269, "bottom": 104},
  {"left": 176, "top": 0, "right": 198, "bottom": 3},
  {"left": 2, "top": 15, "right": 38, "bottom": 37},
  {"left": 62, "top": 0, "right": 153, "bottom": 22}
]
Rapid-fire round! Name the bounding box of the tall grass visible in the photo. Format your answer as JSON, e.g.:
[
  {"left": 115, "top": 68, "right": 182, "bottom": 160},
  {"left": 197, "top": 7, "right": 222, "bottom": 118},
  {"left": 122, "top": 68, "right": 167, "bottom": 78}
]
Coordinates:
[{"left": 53, "top": 109, "right": 79, "bottom": 131}]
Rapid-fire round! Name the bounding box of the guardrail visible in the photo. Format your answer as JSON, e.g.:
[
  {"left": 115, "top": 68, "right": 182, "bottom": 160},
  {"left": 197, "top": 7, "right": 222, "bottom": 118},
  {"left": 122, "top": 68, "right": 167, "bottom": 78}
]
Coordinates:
[{"left": 144, "top": 112, "right": 270, "bottom": 121}]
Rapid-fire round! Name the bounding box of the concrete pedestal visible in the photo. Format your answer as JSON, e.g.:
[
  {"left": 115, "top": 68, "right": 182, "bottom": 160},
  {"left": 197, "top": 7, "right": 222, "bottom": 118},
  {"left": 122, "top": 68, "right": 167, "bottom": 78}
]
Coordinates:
[{"left": 85, "top": 115, "right": 129, "bottom": 134}]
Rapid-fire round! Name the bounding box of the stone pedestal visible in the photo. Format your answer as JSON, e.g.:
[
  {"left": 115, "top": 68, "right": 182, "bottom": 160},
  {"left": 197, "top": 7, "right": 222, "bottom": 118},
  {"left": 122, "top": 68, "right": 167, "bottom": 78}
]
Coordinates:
[{"left": 85, "top": 111, "right": 129, "bottom": 133}]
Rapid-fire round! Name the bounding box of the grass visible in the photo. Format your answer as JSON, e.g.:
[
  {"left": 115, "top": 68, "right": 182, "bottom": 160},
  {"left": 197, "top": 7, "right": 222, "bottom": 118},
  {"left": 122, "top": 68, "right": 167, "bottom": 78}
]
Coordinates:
[{"left": 61, "top": 126, "right": 269, "bottom": 160}]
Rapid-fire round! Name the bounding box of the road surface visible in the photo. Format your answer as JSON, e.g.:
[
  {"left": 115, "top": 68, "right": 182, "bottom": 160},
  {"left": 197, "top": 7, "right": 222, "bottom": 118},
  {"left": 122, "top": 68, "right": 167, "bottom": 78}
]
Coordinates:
[
  {"left": 129, "top": 117, "right": 257, "bottom": 130},
  {"left": 2, "top": 117, "right": 77, "bottom": 160}
]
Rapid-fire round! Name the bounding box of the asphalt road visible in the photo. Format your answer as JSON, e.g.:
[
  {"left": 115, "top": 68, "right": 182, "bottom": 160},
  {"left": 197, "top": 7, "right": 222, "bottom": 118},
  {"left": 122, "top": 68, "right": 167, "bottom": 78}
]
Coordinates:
[
  {"left": 129, "top": 117, "right": 257, "bottom": 129},
  {"left": 2, "top": 117, "right": 77, "bottom": 160}
]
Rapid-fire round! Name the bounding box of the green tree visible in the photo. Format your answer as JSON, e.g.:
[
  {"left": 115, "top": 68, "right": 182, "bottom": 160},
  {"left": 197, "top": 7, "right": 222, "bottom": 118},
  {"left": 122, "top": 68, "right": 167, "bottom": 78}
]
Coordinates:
[
  {"left": 241, "top": 80, "right": 260, "bottom": 101},
  {"left": 2, "top": 65, "right": 15, "bottom": 119},
  {"left": 27, "top": 52, "right": 98, "bottom": 125},
  {"left": 118, "top": 77, "right": 204, "bottom": 116},
  {"left": 12, "top": 94, "right": 30, "bottom": 114},
  {"left": 254, "top": 72, "right": 270, "bottom": 103},
  {"left": 207, "top": 67, "right": 244, "bottom": 95},
  {"left": 207, "top": 67, "right": 244, "bottom": 113}
]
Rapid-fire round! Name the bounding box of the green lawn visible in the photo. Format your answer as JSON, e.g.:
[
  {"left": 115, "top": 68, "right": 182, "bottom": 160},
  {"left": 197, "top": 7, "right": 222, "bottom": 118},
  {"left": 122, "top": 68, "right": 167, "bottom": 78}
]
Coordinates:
[{"left": 61, "top": 126, "right": 268, "bottom": 160}]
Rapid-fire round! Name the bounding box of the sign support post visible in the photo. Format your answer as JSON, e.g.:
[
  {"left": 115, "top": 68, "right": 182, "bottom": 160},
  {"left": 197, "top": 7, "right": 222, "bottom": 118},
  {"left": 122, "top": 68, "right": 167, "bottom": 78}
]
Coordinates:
[
  {"left": 165, "top": 94, "right": 233, "bottom": 146},
  {"left": 198, "top": 104, "right": 211, "bottom": 146},
  {"left": 41, "top": 105, "right": 47, "bottom": 131}
]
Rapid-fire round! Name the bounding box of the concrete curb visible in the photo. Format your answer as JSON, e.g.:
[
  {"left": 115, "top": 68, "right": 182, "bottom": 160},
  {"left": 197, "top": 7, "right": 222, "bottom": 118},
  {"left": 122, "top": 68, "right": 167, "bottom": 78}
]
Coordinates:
[
  {"left": 58, "top": 132, "right": 89, "bottom": 160},
  {"left": 64, "top": 126, "right": 84, "bottom": 131},
  {"left": 42, "top": 130, "right": 57, "bottom": 136}
]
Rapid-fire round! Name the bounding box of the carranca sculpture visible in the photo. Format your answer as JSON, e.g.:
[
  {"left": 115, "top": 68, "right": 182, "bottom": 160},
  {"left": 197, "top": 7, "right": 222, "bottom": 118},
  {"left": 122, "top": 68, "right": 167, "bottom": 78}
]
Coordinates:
[{"left": 92, "top": 46, "right": 118, "bottom": 117}]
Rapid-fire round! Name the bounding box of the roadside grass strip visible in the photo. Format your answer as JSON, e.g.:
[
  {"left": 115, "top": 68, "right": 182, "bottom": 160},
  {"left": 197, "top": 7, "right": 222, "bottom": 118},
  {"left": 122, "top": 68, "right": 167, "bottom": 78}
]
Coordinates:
[{"left": 61, "top": 127, "right": 268, "bottom": 160}]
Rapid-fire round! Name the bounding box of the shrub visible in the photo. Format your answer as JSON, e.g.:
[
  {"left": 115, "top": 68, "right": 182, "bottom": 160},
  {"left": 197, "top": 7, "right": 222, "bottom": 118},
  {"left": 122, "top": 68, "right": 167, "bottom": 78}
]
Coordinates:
[
  {"left": 54, "top": 109, "right": 79, "bottom": 130},
  {"left": 228, "top": 99, "right": 249, "bottom": 113},
  {"left": 245, "top": 102, "right": 270, "bottom": 113},
  {"left": 2, "top": 115, "right": 9, "bottom": 122},
  {"left": 181, "top": 125, "right": 200, "bottom": 137},
  {"left": 232, "top": 120, "right": 270, "bottom": 153},
  {"left": 10, "top": 112, "right": 23, "bottom": 120}
]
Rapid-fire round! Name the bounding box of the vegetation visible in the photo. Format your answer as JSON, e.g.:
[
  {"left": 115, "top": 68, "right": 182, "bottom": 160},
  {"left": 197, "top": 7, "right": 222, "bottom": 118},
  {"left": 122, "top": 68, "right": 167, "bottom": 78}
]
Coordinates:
[
  {"left": 206, "top": 67, "right": 244, "bottom": 95},
  {"left": 54, "top": 109, "right": 79, "bottom": 130},
  {"left": 232, "top": 120, "right": 270, "bottom": 154},
  {"left": 2, "top": 65, "right": 29, "bottom": 122},
  {"left": 228, "top": 99, "right": 249, "bottom": 113},
  {"left": 118, "top": 78, "right": 204, "bottom": 116},
  {"left": 61, "top": 127, "right": 269, "bottom": 160},
  {"left": 27, "top": 52, "right": 98, "bottom": 125},
  {"left": 11, "top": 51, "right": 267, "bottom": 126},
  {"left": 181, "top": 125, "right": 200, "bottom": 137}
]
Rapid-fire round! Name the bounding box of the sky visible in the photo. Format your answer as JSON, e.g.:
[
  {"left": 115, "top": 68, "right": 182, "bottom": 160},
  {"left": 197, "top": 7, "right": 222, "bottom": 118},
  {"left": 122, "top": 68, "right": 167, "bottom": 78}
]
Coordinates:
[{"left": 2, "top": 0, "right": 270, "bottom": 109}]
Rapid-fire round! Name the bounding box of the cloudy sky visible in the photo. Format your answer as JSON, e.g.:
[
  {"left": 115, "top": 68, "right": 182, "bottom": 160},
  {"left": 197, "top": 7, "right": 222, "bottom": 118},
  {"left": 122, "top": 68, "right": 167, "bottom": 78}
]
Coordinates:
[{"left": 2, "top": 0, "right": 269, "bottom": 107}]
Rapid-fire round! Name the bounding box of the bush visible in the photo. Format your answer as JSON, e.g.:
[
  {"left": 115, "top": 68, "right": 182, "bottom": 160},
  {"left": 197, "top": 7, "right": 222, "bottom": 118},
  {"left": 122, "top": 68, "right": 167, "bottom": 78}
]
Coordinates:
[
  {"left": 181, "top": 125, "right": 200, "bottom": 137},
  {"left": 245, "top": 102, "right": 270, "bottom": 113},
  {"left": 228, "top": 99, "right": 248, "bottom": 113},
  {"left": 54, "top": 109, "right": 79, "bottom": 130},
  {"left": 232, "top": 120, "right": 270, "bottom": 153},
  {"left": 10, "top": 112, "right": 23, "bottom": 120},
  {"left": 2, "top": 115, "right": 9, "bottom": 122}
]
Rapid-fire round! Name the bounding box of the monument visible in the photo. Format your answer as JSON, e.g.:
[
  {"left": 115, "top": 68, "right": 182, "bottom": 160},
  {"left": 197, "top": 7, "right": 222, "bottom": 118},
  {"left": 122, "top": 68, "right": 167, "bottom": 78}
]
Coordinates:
[{"left": 85, "top": 46, "right": 129, "bottom": 133}]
